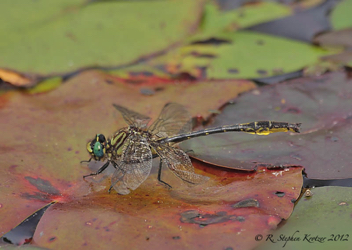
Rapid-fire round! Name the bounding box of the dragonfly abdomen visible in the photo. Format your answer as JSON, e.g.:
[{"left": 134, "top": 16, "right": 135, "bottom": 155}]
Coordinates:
[
  {"left": 160, "top": 121, "right": 301, "bottom": 144},
  {"left": 235, "top": 121, "right": 301, "bottom": 135}
]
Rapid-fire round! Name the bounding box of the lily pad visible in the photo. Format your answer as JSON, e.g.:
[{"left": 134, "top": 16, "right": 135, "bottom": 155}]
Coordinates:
[
  {"left": 0, "top": 70, "right": 304, "bottom": 248},
  {"left": 315, "top": 28, "right": 352, "bottom": 67},
  {"left": 181, "top": 71, "right": 352, "bottom": 179},
  {"left": 321, "top": 52, "right": 352, "bottom": 67},
  {"left": 0, "top": 70, "right": 256, "bottom": 236},
  {"left": 0, "top": 0, "right": 202, "bottom": 75},
  {"left": 200, "top": 2, "right": 291, "bottom": 36},
  {"left": 31, "top": 164, "right": 303, "bottom": 249},
  {"left": 151, "top": 31, "right": 331, "bottom": 79},
  {"left": 314, "top": 28, "right": 352, "bottom": 48},
  {"left": 256, "top": 187, "right": 352, "bottom": 250},
  {"left": 330, "top": 0, "right": 352, "bottom": 30}
]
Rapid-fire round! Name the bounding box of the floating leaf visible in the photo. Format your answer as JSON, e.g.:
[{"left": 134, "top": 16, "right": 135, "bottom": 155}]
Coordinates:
[
  {"left": 321, "top": 52, "right": 352, "bottom": 67},
  {"left": 31, "top": 164, "right": 303, "bottom": 249},
  {"left": 315, "top": 28, "right": 352, "bottom": 67},
  {"left": 182, "top": 71, "right": 352, "bottom": 179},
  {"left": 0, "top": 69, "right": 304, "bottom": 248},
  {"left": 256, "top": 187, "right": 352, "bottom": 250},
  {"left": 153, "top": 31, "right": 331, "bottom": 80},
  {"left": 200, "top": 2, "right": 291, "bottom": 36},
  {"left": 0, "top": 70, "right": 255, "bottom": 235},
  {"left": 0, "top": 0, "right": 202, "bottom": 75},
  {"left": 315, "top": 28, "right": 352, "bottom": 48},
  {"left": 330, "top": 0, "right": 352, "bottom": 30}
]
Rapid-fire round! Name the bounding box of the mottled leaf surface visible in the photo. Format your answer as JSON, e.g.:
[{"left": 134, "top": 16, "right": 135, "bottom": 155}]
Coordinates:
[
  {"left": 0, "top": 70, "right": 304, "bottom": 248},
  {"left": 31, "top": 164, "right": 303, "bottom": 249},
  {"left": 182, "top": 72, "right": 352, "bottom": 179},
  {"left": 0, "top": 70, "right": 255, "bottom": 236}
]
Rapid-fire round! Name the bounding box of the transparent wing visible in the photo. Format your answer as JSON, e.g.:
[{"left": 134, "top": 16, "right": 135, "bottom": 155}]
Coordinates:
[
  {"left": 152, "top": 143, "right": 209, "bottom": 185},
  {"left": 113, "top": 104, "right": 151, "bottom": 128},
  {"left": 111, "top": 135, "right": 152, "bottom": 195},
  {"left": 148, "top": 103, "right": 192, "bottom": 139}
]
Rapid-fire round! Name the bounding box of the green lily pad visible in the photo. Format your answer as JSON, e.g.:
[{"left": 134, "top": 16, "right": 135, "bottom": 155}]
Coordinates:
[
  {"left": 0, "top": 0, "right": 202, "bottom": 75},
  {"left": 151, "top": 31, "right": 331, "bottom": 79},
  {"left": 256, "top": 187, "right": 352, "bottom": 250},
  {"left": 330, "top": 0, "right": 352, "bottom": 30},
  {"left": 181, "top": 71, "right": 352, "bottom": 179},
  {"left": 200, "top": 2, "right": 291, "bottom": 36}
]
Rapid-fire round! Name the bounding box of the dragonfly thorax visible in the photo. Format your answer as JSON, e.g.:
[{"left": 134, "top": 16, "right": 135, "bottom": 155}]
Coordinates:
[{"left": 110, "top": 129, "right": 128, "bottom": 149}]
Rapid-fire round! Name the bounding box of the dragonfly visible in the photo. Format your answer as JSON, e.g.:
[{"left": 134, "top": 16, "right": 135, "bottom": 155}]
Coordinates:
[{"left": 83, "top": 103, "right": 301, "bottom": 195}]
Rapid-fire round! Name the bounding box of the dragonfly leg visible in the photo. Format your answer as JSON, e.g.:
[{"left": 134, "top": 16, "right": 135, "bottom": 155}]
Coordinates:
[
  {"left": 157, "top": 159, "right": 172, "bottom": 189},
  {"left": 80, "top": 157, "right": 92, "bottom": 164},
  {"left": 110, "top": 160, "right": 118, "bottom": 169},
  {"left": 83, "top": 160, "right": 110, "bottom": 179}
]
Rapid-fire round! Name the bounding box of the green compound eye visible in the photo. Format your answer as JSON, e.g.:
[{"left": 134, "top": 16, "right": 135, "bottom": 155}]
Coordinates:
[{"left": 93, "top": 141, "right": 104, "bottom": 158}]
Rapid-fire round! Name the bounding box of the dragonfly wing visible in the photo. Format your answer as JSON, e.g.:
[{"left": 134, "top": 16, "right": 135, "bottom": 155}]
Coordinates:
[
  {"left": 110, "top": 166, "right": 129, "bottom": 195},
  {"left": 113, "top": 104, "right": 151, "bottom": 128},
  {"left": 149, "top": 103, "right": 192, "bottom": 138},
  {"left": 153, "top": 144, "right": 209, "bottom": 185},
  {"left": 111, "top": 135, "right": 152, "bottom": 194}
]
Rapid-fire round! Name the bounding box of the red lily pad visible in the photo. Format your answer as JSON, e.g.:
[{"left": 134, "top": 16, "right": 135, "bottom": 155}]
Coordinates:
[
  {"left": 0, "top": 70, "right": 255, "bottom": 236},
  {"left": 31, "top": 163, "right": 303, "bottom": 249},
  {"left": 0, "top": 69, "right": 305, "bottom": 248},
  {"left": 181, "top": 71, "right": 352, "bottom": 179}
]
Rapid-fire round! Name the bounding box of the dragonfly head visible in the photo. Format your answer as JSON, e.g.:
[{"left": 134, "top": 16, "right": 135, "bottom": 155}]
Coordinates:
[{"left": 86, "top": 134, "right": 107, "bottom": 161}]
